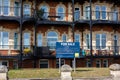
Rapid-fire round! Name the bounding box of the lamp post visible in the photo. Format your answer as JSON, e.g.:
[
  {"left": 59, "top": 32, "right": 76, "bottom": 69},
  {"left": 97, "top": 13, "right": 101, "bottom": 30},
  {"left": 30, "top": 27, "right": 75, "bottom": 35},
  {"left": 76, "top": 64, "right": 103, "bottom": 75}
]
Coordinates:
[{"left": 89, "top": 0, "right": 93, "bottom": 67}]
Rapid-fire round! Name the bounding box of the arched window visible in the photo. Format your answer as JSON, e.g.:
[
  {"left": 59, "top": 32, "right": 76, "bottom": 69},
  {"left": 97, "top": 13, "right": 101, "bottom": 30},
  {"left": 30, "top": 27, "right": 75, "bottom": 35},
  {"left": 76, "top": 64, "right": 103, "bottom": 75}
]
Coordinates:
[
  {"left": 37, "top": 34, "right": 42, "bottom": 47},
  {"left": 40, "top": 5, "right": 48, "bottom": 19},
  {"left": 47, "top": 31, "right": 58, "bottom": 50},
  {"left": 62, "top": 34, "right": 67, "bottom": 42},
  {"left": 113, "top": 35, "right": 119, "bottom": 55},
  {"left": 57, "top": 5, "right": 65, "bottom": 21},
  {"left": 23, "top": 33, "right": 30, "bottom": 48},
  {"left": 23, "top": 3, "right": 31, "bottom": 17}
]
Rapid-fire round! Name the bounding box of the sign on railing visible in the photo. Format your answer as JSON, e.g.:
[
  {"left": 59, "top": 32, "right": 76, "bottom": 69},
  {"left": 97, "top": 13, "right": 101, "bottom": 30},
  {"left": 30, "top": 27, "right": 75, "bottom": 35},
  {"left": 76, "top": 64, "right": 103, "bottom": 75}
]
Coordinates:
[{"left": 56, "top": 42, "right": 80, "bottom": 58}]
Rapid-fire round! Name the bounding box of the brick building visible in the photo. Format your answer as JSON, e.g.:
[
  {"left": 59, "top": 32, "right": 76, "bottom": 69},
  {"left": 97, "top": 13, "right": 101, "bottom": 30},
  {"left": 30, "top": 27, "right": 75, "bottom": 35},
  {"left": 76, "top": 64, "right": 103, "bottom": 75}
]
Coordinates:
[{"left": 0, "top": 0, "right": 120, "bottom": 69}]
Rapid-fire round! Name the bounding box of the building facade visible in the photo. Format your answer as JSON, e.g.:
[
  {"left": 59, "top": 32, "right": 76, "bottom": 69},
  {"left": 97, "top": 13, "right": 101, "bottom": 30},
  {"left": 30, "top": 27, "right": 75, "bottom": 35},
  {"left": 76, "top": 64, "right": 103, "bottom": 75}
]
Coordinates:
[{"left": 0, "top": 0, "right": 120, "bottom": 69}]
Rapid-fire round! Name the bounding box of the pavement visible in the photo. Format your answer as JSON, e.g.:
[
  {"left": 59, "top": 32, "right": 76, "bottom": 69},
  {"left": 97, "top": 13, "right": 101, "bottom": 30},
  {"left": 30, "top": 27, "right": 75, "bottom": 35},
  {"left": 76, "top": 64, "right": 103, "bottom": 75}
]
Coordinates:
[{"left": 9, "top": 76, "right": 114, "bottom": 80}]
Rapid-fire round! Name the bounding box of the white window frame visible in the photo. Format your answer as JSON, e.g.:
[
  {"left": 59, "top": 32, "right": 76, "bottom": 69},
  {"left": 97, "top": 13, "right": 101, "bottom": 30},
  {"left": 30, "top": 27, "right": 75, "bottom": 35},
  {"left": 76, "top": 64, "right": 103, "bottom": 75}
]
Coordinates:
[
  {"left": 0, "top": 31, "right": 9, "bottom": 49},
  {"left": 23, "top": 3, "right": 31, "bottom": 17},
  {"left": 62, "top": 34, "right": 67, "bottom": 42},
  {"left": 0, "top": 60, "right": 9, "bottom": 67},
  {"left": 40, "top": 5, "right": 49, "bottom": 19},
  {"left": 23, "top": 32, "right": 30, "bottom": 48},
  {"left": 103, "top": 59, "right": 108, "bottom": 67},
  {"left": 56, "top": 59, "right": 65, "bottom": 68},
  {"left": 96, "top": 34, "right": 106, "bottom": 49},
  {"left": 0, "top": 0, "right": 10, "bottom": 16},
  {"left": 86, "top": 59, "right": 91, "bottom": 67},
  {"left": 47, "top": 31, "right": 58, "bottom": 50},
  {"left": 37, "top": 34, "right": 42, "bottom": 47},
  {"left": 96, "top": 59, "right": 101, "bottom": 67},
  {"left": 39, "top": 59, "right": 49, "bottom": 68},
  {"left": 57, "top": 5, "right": 65, "bottom": 21}
]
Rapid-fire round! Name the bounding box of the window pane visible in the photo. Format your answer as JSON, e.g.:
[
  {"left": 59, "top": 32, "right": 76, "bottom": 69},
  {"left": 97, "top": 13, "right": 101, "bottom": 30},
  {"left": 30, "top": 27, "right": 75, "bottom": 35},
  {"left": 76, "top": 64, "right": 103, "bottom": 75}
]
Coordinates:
[
  {"left": 47, "top": 31, "right": 58, "bottom": 50},
  {"left": 2, "top": 32, "right": 8, "bottom": 48},
  {"left": 95, "top": 6, "right": 100, "bottom": 19},
  {"left": 37, "top": 34, "right": 42, "bottom": 46},
  {"left": 96, "top": 34, "right": 100, "bottom": 49},
  {"left": 40, "top": 60, "right": 48, "bottom": 68},
  {"left": 3, "top": 0, "right": 9, "bottom": 15},
  {"left": 41, "top": 6, "right": 48, "bottom": 19},
  {"left": 102, "top": 34, "right": 106, "bottom": 48},
  {"left": 75, "top": 34, "right": 80, "bottom": 42},
  {"left": 101, "top": 6, "right": 106, "bottom": 19},
  {"left": 86, "top": 34, "right": 90, "bottom": 49},
  {"left": 24, "top": 33, "right": 30, "bottom": 48},
  {"left": 23, "top": 4, "right": 31, "bottom": 17},
  {"left": 14, "top": 33, "right": 18, "bottom": 49},
  {"left": 74, "top": 8, "right": 80, "bottom": 21},
  {"left": 85, "top": 6, "right": 90, "bottom": 19},
  {"left": 57, "top": 6, "right": 64, "bottom": 21},
  {"left": 0, "top": 0, "right": 2, "bottom": 14},
  {"left": 14, "top": 2, "right": 20, "bottom": 16},
  {"left": 62, "top": 34, "right": 67, "bottom": 42}
]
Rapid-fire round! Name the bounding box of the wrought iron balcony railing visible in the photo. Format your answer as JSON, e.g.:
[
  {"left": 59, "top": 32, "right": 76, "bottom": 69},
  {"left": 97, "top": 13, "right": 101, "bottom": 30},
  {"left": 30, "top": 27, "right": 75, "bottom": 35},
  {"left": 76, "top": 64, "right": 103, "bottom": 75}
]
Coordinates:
[{"left": 0, "top": 45, "right": 120, "bottom": 57}]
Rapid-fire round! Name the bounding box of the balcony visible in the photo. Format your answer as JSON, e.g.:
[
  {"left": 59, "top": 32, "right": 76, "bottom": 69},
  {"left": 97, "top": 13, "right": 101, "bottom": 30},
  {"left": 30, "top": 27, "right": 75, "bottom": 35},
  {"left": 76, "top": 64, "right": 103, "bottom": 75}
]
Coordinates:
[
  {"left": 0, "top": 6, "right": 34, "bottom": 22},
  {"left": 75, "top": 11, "right": 120, "bottom": 24},
  {"left": 0, "top": 45, "right": 120, "bottom": 58}
]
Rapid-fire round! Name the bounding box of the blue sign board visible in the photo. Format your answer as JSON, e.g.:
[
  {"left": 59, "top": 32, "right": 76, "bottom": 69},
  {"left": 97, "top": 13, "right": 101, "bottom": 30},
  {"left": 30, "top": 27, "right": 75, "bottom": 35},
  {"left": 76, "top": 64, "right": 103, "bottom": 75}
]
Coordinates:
[{"left": 56, "top": 42, "right": 80, "bottom": 58}]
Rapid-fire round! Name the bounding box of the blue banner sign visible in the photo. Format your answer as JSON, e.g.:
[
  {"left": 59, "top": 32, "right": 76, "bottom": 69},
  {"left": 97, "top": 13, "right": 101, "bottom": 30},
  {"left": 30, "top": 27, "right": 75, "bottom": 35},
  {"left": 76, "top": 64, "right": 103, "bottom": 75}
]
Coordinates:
[{"left": 56, "top": 42, "right": 80, "bottom": 58}]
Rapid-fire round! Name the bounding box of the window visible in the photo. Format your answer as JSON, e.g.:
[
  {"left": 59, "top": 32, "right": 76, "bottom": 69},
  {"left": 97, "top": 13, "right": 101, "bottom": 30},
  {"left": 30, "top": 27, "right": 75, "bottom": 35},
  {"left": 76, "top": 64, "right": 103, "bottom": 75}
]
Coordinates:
[
  {"left": 85, "top": 6, "right": 90, "bottom": 20},
  {"left": 56, "top": 59, "right": 65, "bottom": 68},
  {"left": 0, "top": 60, "right": 8, "bottom": 67},
  {"left": 113, "top": 35, "right": 119, "bottom": 55},
  {"left": 0, "top": 0, "right": 10, "bottom": 15},
  {"left": 95, "top": 6, "right": 106, "bottom": 20},
  {"left": 74, "top": 8, "right": 80, "bottom": 21},
  {"left": 23, "top": 4, "right": 31, "bottom": 17},
  {"left": 14, "top": 2, "right": 20, "bottom": 16},
  {"left": 23, "top": 33, "right": 30, "bottom": 48},
  {"left": 96, "top": 34, "right": 106, "bottom": 49},
  {"left": 101, "top": 6, "right": 106, "bottom": 19},
  {"left": 75, "top": 34, "right": 80, "bottom": 45},
  {"left": 62, "top": 34, "right": 67, "bottom": 42},
  {"left": 0, "top": 32, "right": 9, "bottom": 49},
  {"left": 112, "top": 9, "right": 118, "bottom": 21},
  {"left": 40, "top": 59, "right": 48, "bottom": 68},
  {"left": 57, "top": 6, "right": 65, "bottom": 21},
  {"left": 13, "top": 61, "right": 18, "bottom": 69},
  {"left": 103, "top": 59, "right": 108, "bottom": 67},
  {"left": 37, "top": 34, "right": 42, "bottom": 46},
  {"left": 86, "top": 59, "right": 91, "bottom": 67},
  {"left": 47, "top": 31, "right": 58, "bottom": 50},
  {"left": 86, "top": 34, "right": 91, "bottom": 49},
  {"left": 40, "top": 5, "right": 48, "bottom": 19},
  {"left": 96, "top": 60, "right": 101, "bottom": 67},
  {"left": 95, "top": 5, "right": 100, "bottom": 19},
  {"left": 14, "top": 33, "right": 18, "bottom": 49}
]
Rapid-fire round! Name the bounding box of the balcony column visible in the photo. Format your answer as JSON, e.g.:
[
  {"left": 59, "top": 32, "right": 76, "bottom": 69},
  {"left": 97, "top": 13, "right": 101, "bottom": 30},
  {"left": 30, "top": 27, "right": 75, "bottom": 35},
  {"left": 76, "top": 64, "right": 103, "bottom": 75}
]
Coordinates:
[
  {"left": 89, "top": 0, "right": 93, "bottom": 67},
  {"left": 33, "top": 0, "right": 37, "bottom": 68},
  {"left": 19, "top": 0, "right": 23, "bottom": 69}
]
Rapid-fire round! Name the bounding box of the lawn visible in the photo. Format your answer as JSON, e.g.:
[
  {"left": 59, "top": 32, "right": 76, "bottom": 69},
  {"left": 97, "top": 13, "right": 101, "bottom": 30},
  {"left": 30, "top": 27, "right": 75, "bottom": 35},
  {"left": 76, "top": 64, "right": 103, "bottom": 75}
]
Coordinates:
[{"left": 8, "top": 68, "right": 110, "bottom": 79}]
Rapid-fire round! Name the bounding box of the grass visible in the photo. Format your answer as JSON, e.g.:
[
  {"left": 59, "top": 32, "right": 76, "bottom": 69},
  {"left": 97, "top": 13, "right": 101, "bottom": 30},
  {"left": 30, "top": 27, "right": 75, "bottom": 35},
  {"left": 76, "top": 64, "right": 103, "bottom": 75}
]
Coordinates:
[{"left": 8, "top": 68, "right": 110, "bottom": 79}]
